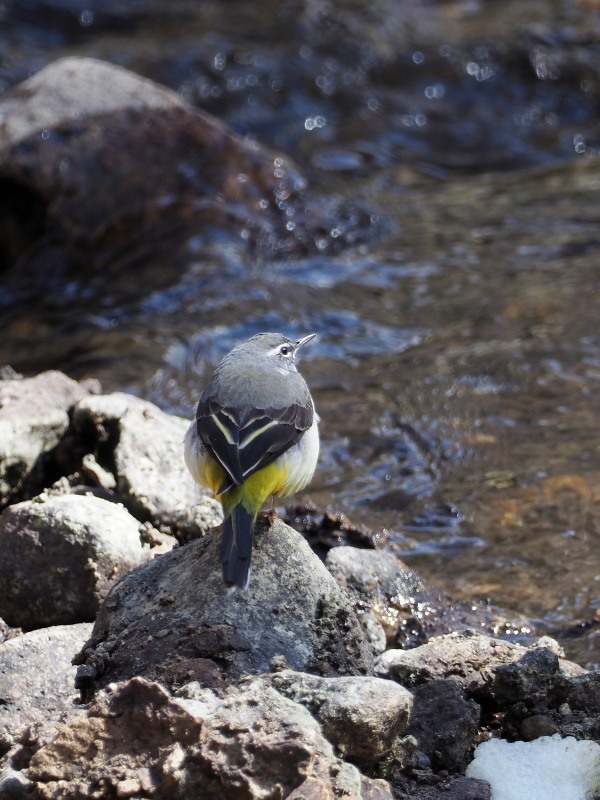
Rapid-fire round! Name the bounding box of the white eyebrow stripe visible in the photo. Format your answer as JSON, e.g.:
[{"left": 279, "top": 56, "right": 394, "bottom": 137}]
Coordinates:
[
  {"left": 239, "top": 419, "right": 280, "bottom": 449},
  {"left": 212, "top": 413, "right": 237, "bottom": 445}
]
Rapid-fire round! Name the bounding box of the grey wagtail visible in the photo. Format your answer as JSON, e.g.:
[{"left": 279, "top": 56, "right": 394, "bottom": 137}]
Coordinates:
[{"left": 184, "top": 332, "right": 319, "bottom": 588}]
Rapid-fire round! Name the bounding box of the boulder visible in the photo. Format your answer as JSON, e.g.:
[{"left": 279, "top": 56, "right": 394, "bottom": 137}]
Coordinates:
[
  {"left": 0, "top": 623, "right": 92, "bottom": 736},
  {"left": 71, "top": 392, "right": 221, "bottom": 539},
  {"left": 74, "top": 517, "right": 374, "bottom": 697},
  {"left": 0, "top": 56, "right": 316, "bottom": 281},
  {"left": 326, "top": 545, "right": 491, "bottom": 650},
  {"left": 0, "top": 370, "right": 88, "bottom": 507},
  {"left": 267, "top": 669, "right": 413, "bottom": 767},
  {"left": 11, "top": 677, "right": 394, "bottom": 800},
  {"left": 0, "top": 493, "right": 148, "bottom": 628}
]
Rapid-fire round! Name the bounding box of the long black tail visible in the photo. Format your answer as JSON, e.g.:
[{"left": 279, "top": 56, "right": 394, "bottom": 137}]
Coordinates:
[{"left": 220, "top": 503, "right": 255, "bottom": 589}]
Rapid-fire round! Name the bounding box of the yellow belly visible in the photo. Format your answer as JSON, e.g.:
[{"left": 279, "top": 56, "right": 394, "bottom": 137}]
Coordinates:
[
  {"left": 185, "top": 418, "right": 316, "bottom": 514},
  {"left": 204, "top": 458, "right": 290, "bottom": 513}
]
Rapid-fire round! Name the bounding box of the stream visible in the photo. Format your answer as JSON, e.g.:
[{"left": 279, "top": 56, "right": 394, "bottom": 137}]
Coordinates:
[{"left": 2, "top": 0, "right": 600, "bottom": 666}]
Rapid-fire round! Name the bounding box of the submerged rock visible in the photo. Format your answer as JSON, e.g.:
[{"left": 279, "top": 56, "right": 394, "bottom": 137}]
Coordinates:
[
  {"left": 74, "top": 517, "right": 374, "bottom": 697},
  {"left": 0, "top": 493, "right": 148, "bottom": 628}
]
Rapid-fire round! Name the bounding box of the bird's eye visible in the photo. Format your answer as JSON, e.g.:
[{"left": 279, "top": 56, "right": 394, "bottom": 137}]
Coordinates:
[{"left": 279, "top": 345, "right": 291, "bottom": 356}]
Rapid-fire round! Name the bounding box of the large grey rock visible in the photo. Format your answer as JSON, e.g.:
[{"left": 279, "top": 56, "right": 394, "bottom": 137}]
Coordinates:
[
  {"left": 0, "top": 623, "right": 92, "bottom": 736},
  {"left": 6, "top": 677, "right": 393, "bottom": 800},
  {"left": 0, "top": 56, "right": 315, "bottom": 280},
  {"left": 72, "top": 392, "right": 221, "bottom": 539},
  {"left": 266, "top": 669, "right": 413, "bottom": 767},
  {"left": 0, "top": 371, "right": 88, "bottom": 507},
  {"left": 74, "top": 518, "right": 374, "bottom": 697},
  {"left": 0, "top": 493, "right": 148, "bottom": 628}
]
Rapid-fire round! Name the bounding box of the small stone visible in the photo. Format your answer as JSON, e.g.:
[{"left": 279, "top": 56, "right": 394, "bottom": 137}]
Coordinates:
[
  {"left": 116, "top": 778, "right": 141, "bottom": 797},
  {"left": 520, "top": 714, "right": 559, "bottom": 741}
]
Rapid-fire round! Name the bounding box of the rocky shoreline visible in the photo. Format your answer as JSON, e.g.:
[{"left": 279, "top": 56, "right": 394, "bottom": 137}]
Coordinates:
[{"left": 0, "top": 369, "right": 597, "bottom": 800}]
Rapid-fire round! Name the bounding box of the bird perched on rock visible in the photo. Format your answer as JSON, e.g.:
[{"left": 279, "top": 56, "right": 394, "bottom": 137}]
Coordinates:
[{"left": 185, "top": 332, "right": 319, "bottom": 589}]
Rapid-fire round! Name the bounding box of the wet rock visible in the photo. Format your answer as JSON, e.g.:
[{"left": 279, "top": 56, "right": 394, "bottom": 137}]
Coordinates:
[
  {"left": 15, "top": 677, "right": 392, "bottom": 800},
  {"left": 325, "top": 546, "right": 490, "bottom": 650},
  {"left": 0, "top": 493, "right": 148, "bottom": 628},
  {"left": 0, "top": 56, "right": 323, "bottom": 283},
  {"left": 266, "top": 669, "right": 413, "bottom": 767},
  {"left": 0, "top": 370, "right": 88, "bottom": 507},
  {"left": 74, "top": 517, "right": 374, "bottom": 697},
  {"left": 0, "top": 623, "right": 91, "bottom": 736},
  {"left": 71, "top": 392, "right": 221, "bottom": 539},
  {"left": 404, "top": 680, "right": 480, "bottom": 773}
]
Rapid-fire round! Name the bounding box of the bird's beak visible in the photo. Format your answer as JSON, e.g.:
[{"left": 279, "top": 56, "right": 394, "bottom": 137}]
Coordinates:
[{"left": 294, "top": 333, "right": 316, "bottom": 351}]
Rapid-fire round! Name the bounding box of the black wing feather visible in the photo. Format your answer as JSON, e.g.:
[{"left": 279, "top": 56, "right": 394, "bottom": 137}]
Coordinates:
[{"left": 196, "top": 397, "right": 313, "bottom": 494}]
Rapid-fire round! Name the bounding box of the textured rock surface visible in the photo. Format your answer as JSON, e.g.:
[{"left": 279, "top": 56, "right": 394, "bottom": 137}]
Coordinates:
[
  {"left": 72, "top": 392, "right": 221, "bottom": 539},
  {"left": 0, "top": 371, "right": 88, "bottom": 507},
  {"left": 75, "top": 518, "right": 374, "bottom": 696},
  {"left": 0, "top": 494, "right": 148, "bottom": 627},
  {"left": 267, "top": 669, "right": 413, "bottom": 766},
  {"left": 374, "top": 632, "right": 533, "bottom": 688},
  {"left": 0, "top": 623, "right": 92, "bottom": 735},
  {"left": 405, "top": 680, "right": 480, "bottom": 772},
  {"left": 13, "top": 677, "right": 394, "bottom": 800},
  {"left": 325, "top": 545, "right": 491, "bottom": 650}
]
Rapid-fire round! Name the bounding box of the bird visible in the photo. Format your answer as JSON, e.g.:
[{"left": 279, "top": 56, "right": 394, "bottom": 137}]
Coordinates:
[{"left": 184, "top": 332, "right": 319, "bottom": 589}]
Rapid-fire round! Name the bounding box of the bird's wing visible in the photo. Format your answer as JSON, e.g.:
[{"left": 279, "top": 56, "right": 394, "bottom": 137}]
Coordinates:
[{"left": 196, "top": 397, "right": 313, "bottom": 493}]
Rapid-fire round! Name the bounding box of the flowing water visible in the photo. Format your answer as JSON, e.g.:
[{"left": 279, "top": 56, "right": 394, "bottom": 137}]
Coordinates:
[{"left": 2, "top": 0, "right": 600, "bottom": 665}]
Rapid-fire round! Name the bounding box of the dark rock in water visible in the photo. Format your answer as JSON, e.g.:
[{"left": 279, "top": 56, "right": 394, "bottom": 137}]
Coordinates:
[
  {"left": 0, "top": 370, "right": 89, "bottom": 508},
  {"left": 0, "top": 623, "right": 91, "bottom": 736},
  {"left": 326, "top": 546, "right": 509, "bottom": 652},
  {"left": 74, "top": 517, "right": 374, "bottom": 698},
  {"left": 0, "top": 56, "right": 355, "bottom": 287},
  {"left": 0, "top": 493, "right": 149, "bottom": 628}
]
